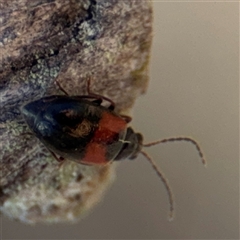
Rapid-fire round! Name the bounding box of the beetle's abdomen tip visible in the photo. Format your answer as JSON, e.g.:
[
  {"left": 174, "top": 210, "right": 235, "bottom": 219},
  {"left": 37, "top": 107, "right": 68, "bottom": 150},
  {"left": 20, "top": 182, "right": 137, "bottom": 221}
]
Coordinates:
[{"left": 21, "top": 99, "right": 45, "bottom": 118}]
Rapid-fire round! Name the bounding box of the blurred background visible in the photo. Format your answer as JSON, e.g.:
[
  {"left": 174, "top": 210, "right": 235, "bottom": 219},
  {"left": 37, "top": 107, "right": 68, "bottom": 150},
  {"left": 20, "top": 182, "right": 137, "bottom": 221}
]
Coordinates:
[{"left": 2, "top": 1, "right": 239, "bottom": 239}]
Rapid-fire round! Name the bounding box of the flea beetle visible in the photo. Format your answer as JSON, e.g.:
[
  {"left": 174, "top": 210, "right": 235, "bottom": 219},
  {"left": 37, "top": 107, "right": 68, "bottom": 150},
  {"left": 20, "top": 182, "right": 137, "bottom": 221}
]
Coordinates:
[{"left": 21, "top": 78, "right": 206, "bottom": 220}]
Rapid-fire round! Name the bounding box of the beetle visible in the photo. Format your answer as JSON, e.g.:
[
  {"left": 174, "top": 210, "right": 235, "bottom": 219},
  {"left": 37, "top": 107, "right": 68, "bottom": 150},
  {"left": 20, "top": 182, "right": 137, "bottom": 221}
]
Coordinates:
[{"left": 21, "top": 78, "right": 206, "bottom": 220}]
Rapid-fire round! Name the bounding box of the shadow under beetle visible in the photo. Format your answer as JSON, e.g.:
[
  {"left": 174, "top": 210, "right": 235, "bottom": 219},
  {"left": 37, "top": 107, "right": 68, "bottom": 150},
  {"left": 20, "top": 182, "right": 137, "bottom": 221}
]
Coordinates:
[{"left": 21, "top": 78, "right": 206, "bottom": 220}]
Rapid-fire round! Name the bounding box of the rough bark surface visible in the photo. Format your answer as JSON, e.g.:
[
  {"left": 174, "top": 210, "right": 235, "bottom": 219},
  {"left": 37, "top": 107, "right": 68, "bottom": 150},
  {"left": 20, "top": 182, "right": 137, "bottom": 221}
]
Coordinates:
[{"left": 0, "top": 0, "right": 152, "bottom": 223}]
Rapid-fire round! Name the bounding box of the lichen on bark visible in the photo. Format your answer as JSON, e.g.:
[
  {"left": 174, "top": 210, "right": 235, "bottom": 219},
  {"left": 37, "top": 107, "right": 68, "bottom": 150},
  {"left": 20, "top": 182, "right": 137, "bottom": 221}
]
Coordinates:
[{"left": 0, "top": 0, "right": 152, "bottom": 223}]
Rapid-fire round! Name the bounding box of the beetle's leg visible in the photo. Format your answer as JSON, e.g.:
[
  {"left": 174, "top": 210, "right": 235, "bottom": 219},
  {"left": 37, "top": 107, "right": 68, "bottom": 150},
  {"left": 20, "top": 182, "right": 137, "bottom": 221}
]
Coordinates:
[
  {"left": 73, "top": 95, "right": 103, "bottom": 104},
  {"left": 92, "top": 99, "right": 103, "bottom": 105},
  {"left": 49, "top": 150, "right": 65, "bottom": 163},
  {"left": 75, "top": 92, "right": 115, "bottom": 110},
  {"left": 86, "top": 76, "right": 116, "bottom": 110},
  {"left": 120, "top": 115, "right": 132, "bottom": 123},
  {"left": 55, "top": 76, "right": 116, "bottom": 110},
  {"left": 55, "top": 79, "right": 69, "bottom": 96}
]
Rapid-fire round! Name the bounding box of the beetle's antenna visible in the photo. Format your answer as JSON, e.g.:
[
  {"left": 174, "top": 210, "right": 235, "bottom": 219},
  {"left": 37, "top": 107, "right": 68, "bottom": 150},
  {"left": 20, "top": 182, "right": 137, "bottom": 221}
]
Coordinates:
[
  {"left": 141, "top": 136, "right": 206, "bottom": 220},
  {"left": 140, "top": 150, "right": 174, "bottom": 221},
  {"left": 143, "top": 137, "right": 206, "bottom": 166}
]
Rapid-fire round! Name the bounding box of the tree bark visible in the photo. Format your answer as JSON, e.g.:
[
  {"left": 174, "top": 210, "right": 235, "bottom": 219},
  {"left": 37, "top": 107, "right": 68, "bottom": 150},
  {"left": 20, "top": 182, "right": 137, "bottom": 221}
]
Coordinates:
[{"left": 0, "top": 0, "right": 152, "bottom": 223}]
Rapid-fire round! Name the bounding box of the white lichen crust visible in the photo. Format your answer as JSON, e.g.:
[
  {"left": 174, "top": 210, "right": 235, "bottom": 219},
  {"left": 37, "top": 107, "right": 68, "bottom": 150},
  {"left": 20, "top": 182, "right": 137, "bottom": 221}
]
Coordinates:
[{"left": 1, "top": 159, "right": 115, "bottom": 224}]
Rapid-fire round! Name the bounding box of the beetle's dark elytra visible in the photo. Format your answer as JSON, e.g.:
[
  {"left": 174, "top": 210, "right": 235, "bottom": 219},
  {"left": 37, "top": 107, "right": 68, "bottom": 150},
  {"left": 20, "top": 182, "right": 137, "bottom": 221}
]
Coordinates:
[{"left": 21, "top": 95, "right": 143, "bottom": 164}]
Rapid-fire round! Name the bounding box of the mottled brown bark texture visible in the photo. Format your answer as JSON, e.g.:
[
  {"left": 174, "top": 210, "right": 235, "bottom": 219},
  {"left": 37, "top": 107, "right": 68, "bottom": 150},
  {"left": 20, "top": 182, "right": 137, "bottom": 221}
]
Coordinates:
[{"left": 0, "top": 0, "right": 152, "bottom": 223}]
